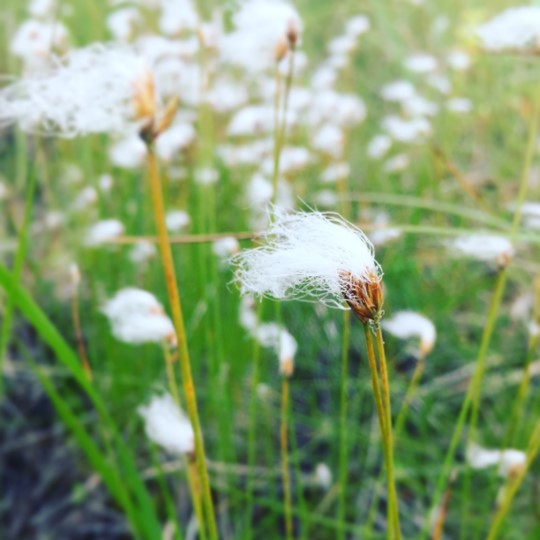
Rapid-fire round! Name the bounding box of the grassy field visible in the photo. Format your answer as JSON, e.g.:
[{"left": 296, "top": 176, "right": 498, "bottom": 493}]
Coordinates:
[{"left": 1, "top": 0, "right": 540, "bottom": 538}]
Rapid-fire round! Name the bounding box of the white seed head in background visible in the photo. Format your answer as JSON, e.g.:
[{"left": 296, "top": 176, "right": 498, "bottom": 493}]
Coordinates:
[
  {"left": 382, "top": 311, "right": 436, "bottom": 357},
  {"left": 467, "top": 443, "right": 526, "bottom": 478},
  {"left": 1, "top": 43, "right": 154, "bottom": 136},
  {"left": 84, "top": 219, "right": 125, "bottom": 247},
  {"left": 138, "top": 393, "right": 194, "bottom": 456},
  {"left": 476, "top": 7, "right": 540, "bottom": 52},
  {"left": 102, "top": 288, "right": 176, "bottom": 346},
  {"left": 448, "top": 234, "right": 514, "bottom": 267}
]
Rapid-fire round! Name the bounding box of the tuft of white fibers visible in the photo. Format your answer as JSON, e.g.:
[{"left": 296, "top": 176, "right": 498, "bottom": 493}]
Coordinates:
[
  {"left": 381, "top": 115, "right": 431, "bottom": 143},
  {"left": 0, "top": 43, "right": 153, "bottom": 136},
  {"left": 369, "top": 226, "right": 402, "bottom": 247},
  {"left": 448, "top": 234, "right": 514, "bottom": 266},
  {"left": 109, "top": 133, "right": 147, "bottom": 168},
  {"left": 107, "top": 8, "right": 141, "bottom": 42},
  {"left": 233, "top": 209, "right": 382, "bottom": 312},
  {"left": 11, "top": 20, "right": 70, "bottom": 72},
  {"left": 313, "top": 463, "right": 333, "bottom": 490},
  {"left": 476, "top": 7, "right": 540, "bottom": 52},
  {"left": 255, "top": 323, "right": 298, "bottom": 376},
  {"left": 344, "top": 15, "right": 370, "bottom": 38},
  {"left": 383, "top": 153, "right": 410, "bottom": 173},
  {"left": 427, "top": 73, "right": 451, "bottom": 95},
  {"left": 195, "top": 167, "right": 219, "bottom": 186},
  {"left": 102, "top": 287, "right": 176, "bottom": 346},
  {"left": 367, "top": 134, "right": 392, "bottom": 160},
  {"left": 311, "top": 123, "right": 344, "bottom": 158},
  {"left": 165, "top": 210, "right": 190, "bottom": 233},
  {"left": 239, "top": 295, "right": 258, "bottom": 333},
  {"left": 84, "top": 219, "right": 124, "bottom": 246},
  {"left": 382, "top": 311, "right": 436, "bottom": 356},
  {"left": 138, "top": 393, "right": 194, "bottom": 455},
  {"left": 261, "top": 146, "right": 311, "bottom": 176},
  {"left": 28, "top": 0, "right": 57, "bottom": 19},
  {"left": 220, "top": 0, "right": 302, "bottom": 73},
  {"left": 402, "top": 95, "right": 438, "bottom": 118},
  {"left": 129, "top": 240, "right": 157, "bottom": 264},
  {"left": 159, "top": 0, "right": 198, "bottom": 36},
  {"left": 446, "top": 50, "right": 471, "bottom": 71},
  {"left": 321, "top": 163, "right": 350, "bottom": 184},
  {"left": 380, "top": 80, "right": 416, "bottom": 103},
  {"left": 404, "top": 53, "right": 438, "bottom": 73},
  {"left": 467, "top": 443, "right": 526, "bottom": 478}
]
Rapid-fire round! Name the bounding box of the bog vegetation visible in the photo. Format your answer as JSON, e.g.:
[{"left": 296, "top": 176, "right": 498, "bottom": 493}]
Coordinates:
[{"left": 1, "top": 1, "right": 540, "bottom": 539}]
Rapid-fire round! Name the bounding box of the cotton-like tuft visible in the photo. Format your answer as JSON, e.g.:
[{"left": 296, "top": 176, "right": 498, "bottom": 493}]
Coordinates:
[
  {"left": 476, "top": 7, "right": 540, "bottom": 52},
  {"left": 84, "top": 219, "right": 124, "bottom": 246},
  {"left": 102, "top": 288, "right": 176, "bottom": 345},
  {"left": 233, "top": 209, "right": 383, "bottom": 318},
  {"left": 448, "top": 234, "right": 514, "bottom": 266},
  {"left": 1, "top": 43, "right": 153, "bottom": 136},
  {"left": 138, "top": 393, "right": 194, "bottom": 455},
  {"left": 382, "top": 311, "right": 436, "bottom": 356}
]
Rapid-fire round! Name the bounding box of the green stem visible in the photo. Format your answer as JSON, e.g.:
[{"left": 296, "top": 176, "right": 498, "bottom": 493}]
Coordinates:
[
  {"left": 281, "top": 378, "right": 293, "bottom": 540},
  {"left": 486, "top": 420, "right": 540, "bottom": 540},
  {"left": 337, "top": 310, "right": 351, "bottom": 540},
  {"left": 245, "top": 302, "right": 263, "bottom": 540},
  {"left": 421, "top": 87, "right": 540, "bottom": 540},
  {"left": 146, "top": 147, "right": 218, "bottom": 540},
  {"left": 394, "top": 359, "right": 425, "bottom": 440},
  {"left": 375, "top": 326, "right": 401, "bottom": 540}
]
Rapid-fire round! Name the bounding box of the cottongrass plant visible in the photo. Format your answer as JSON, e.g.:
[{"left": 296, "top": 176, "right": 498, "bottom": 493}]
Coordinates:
[
  {"left": 233, "top": 208, "right": 402, "bottom": 539},
  {"left": 0, "top": 40, "right": 218, "bottom": 537}
]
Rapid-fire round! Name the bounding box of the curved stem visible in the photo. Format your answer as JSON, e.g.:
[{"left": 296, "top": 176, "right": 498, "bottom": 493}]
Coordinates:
[{"left": 146, "top": 147, "right": 218, "bottom": 540}]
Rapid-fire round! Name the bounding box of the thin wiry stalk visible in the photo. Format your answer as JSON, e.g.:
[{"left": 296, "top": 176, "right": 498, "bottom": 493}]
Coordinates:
[
  {"left": 187, "top": 457, "right": 207, "bottom": 540},
  {"left": 162, "top": 345, "right": 181, "bottom": 406},
  {"left": 245, "top": 302, "right": 264, "bottom": 540},
  {"left": 271, "top": 46, "right": 296, "bottom": 205},
  {"left": 374, "top": 326, "right": 401, "bottom": 540},
  {"left": 146, "top": 146, "right": 218, "bottom": 540},
  {"left": 394, "top": 358, "right": 426, "bottom": 440},
  {"left": 71, "top": 277, "right": 93, "bottom": 382},
  {"left": 281, "top": 377, "right": 293, "bottom": 540},
  {"left": 364, "top": 325, "right": 396, "bottom": 540},
  {"left": 485, "top": 420, "right": 540, "bottom": 540},
  {"left": 337, "top": 310, "right": 351, "bottom": 540},
  {"left": 421, "top": 88, "right": 540, "bottom": 540}
]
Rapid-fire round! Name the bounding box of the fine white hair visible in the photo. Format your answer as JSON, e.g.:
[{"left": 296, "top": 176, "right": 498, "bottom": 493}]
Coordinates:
[
  {"left": 233, "top": 208, "right": 381, "bottom": 310},
  {"left": 0, "top": 43, "right": 150, "bottom": 136}
]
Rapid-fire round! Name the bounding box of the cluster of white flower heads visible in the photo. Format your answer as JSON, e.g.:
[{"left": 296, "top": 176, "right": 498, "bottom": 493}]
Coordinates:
[
  {"left": 0, "top": 43, "right": 150, "bottom": 136},
  {"left": 233, "top": 209, "right": 381, "bottom": 310},
  {"left": 138, "top": 393, "right": 194, "bottom": 455},
  {"left": 102, "top": 288, "right": 176, "bottom": 345}
]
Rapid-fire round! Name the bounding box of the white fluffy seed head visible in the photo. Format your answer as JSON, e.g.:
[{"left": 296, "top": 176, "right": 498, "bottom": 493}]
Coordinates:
[
  {"left": 84, "top": 219, "right": 124, "bottom": 246},
  {"left": 138, "top": 393, "right": 194, "bottom": 456},
  {"left": 1, "top": 43, "right": 154, "bottom": 136},
  {"left": 382, "top": 310, "right": 436, "bottom": 357},
  {"left": 467, "top": 443, "right": 526, "bottom": 478},
  {"left": 477, "top": 7, "right": 540, "bottom": 52},
  {"left": 233, "top": 209, "right": 383, "bottom": 321},
  {"left": 102, "top": 288, "right": 176, "bottom": 346},
  {"left": 448, "top": 234, "right": 514, "bottom": 267}
]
